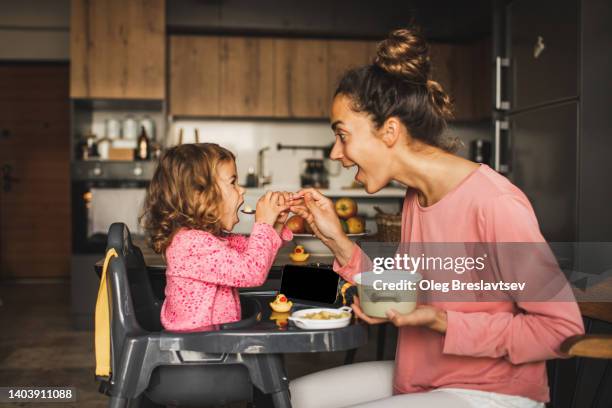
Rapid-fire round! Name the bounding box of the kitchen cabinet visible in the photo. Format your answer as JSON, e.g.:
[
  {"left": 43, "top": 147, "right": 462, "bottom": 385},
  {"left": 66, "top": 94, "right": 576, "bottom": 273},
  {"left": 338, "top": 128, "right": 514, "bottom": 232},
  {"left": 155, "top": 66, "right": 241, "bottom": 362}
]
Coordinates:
[
  {"left": 169, "top": 35, "right": 220, "bottom": 116},
  {"left": 274, "top": 39, "right": 329, "bottom": 118},
  {"left": 70, "top": 0, "right": 166, "bottom": 99},
  {"left": 168, "top": 35, "right": 489, "bottom": 121},
  {"left": 327, "top": 40, "right": 378, "bottom": 104},
  {"left": 430, "top": 40, "right": 491, "bottom": 121},
  {"left": 220, "top": 37, "right": 276, "bottom": 117}
]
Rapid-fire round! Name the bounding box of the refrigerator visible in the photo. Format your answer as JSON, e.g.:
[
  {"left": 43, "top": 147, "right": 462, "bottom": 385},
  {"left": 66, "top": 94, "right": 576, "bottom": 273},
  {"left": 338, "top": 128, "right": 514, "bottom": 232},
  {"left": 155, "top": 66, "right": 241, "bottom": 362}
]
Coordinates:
[{"left": 493, "top": 0, "right": 579, "bottom": 243}]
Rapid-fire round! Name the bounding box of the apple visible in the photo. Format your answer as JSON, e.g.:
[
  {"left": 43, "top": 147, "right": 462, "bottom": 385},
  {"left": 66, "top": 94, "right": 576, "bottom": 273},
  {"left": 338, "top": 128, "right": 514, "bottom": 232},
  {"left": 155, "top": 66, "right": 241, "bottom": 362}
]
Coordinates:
[
  {"left": 346, "top": 216, "right": 365, "bottom": 234},
  {"left": 286, "top": 215, "right": 305, "bottom": 233},
  {"left": 335, "top": 197, "right": 358, "bottom": 219}
]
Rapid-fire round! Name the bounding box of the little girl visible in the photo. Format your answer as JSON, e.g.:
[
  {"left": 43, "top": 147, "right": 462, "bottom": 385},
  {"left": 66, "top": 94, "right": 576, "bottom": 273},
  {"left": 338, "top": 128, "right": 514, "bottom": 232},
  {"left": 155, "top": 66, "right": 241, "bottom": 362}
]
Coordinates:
[{"left": 141, "top": 143, "right": 293, "bottom": 332}]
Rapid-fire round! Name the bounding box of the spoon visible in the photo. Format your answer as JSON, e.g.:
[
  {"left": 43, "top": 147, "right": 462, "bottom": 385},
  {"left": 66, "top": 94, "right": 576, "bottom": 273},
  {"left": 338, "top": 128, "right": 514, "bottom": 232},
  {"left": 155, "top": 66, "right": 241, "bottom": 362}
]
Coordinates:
[{"left": 241, "top": 204, "right": 255, "bottom": 215}]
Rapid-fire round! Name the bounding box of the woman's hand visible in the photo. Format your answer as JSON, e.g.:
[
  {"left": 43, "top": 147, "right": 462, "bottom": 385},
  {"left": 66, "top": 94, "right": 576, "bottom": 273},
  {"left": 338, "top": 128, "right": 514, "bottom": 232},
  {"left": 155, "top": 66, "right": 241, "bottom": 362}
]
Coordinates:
[
  {"left": 351, "top": 296, "right": 389, "bottom": 325},
  {"left": 289, "top": 188, "right": 355, "bottom": 265},
  {"left": 255, "top": 191, "right": 290, "bottom": 226},
  {"left": 352, "top": 296, "right": 447, "bottom": 333},
  {"left": 289, "top": 188, "right": 345, "bottom": 242},
  {"left": 385, "top": 306, "right": 448, "bottom": 334}
]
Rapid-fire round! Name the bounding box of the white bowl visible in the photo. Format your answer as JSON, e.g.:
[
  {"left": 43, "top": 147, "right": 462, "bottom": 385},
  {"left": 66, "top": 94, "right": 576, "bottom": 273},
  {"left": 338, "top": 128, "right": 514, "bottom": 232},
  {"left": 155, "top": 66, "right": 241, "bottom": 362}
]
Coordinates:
[
  {"left": 293, "top": 232, "right": 369, "bottom": 255},
  {"left": 354, "top": 271, "right": 422, "bottom": 318},
  {"left": 288, "top": 307, "right": 352, "bottom": 330}
]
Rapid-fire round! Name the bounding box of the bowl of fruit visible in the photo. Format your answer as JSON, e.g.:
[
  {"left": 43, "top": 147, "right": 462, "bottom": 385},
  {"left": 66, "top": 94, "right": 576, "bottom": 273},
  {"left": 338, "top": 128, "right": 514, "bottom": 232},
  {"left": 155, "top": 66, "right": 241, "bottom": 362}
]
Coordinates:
[{"left": 286, "top": 197, "right": 369, "bottom": 255}]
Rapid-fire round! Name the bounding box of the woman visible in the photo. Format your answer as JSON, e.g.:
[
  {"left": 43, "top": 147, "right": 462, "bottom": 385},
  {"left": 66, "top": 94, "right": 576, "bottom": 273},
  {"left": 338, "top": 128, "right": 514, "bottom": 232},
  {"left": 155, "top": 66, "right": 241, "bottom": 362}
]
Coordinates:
[{"left": 288, "top": 28, "right": 584, "bottom": 408}]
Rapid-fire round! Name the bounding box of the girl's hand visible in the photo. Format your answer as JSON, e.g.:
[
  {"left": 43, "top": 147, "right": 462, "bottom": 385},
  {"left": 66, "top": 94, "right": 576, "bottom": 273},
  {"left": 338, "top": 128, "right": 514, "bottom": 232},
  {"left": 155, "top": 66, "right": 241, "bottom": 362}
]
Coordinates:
[
  {"left": 256, "top": 191, "right": 290, "bottom": 226},
  {"left": 289, "top": 188, "right": 345, "bottom": 244},
  {"left": 273, "top": 191, "right": 292, "bottom": 234}
]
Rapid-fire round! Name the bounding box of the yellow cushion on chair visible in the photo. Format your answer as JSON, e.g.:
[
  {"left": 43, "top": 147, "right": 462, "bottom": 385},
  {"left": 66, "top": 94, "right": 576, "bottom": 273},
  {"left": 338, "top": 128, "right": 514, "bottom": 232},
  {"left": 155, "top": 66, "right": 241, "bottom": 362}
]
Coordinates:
[{"left": 95, "top": 248, "right": 118, "bottom": 378}]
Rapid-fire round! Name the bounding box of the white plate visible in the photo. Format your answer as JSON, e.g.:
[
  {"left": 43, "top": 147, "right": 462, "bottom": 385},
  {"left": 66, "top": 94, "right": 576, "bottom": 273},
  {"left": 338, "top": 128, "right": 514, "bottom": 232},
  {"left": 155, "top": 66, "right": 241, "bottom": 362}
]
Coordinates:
[{"left": 288, "top": 307, "right": 353, "bottom": 330}]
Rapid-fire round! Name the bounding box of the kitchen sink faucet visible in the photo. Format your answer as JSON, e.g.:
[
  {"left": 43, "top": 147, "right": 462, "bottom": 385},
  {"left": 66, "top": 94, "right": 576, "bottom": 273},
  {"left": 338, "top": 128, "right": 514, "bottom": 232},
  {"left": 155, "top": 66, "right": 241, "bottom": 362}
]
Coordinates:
[{"left": 257, "top": 146, "right": 272, "bottom": 187}]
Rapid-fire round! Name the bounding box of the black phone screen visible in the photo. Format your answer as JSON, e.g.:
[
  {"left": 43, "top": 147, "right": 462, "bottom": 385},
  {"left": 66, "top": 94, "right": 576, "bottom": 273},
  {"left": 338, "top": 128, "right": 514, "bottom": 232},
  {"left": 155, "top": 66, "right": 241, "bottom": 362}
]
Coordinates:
[{"left": 280, "top": 265, "right": 340, "bottom": 304}]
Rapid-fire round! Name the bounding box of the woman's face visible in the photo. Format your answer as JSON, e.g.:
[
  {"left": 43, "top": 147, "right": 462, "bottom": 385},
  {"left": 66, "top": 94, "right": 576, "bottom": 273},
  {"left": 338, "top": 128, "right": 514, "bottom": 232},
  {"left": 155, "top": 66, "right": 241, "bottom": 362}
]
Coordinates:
[
  {"left": 216, "top": 160, "right": 245, "bottom": 231},
  {"left": 329, "top": 94, "right": 394, "bottom": 193}
]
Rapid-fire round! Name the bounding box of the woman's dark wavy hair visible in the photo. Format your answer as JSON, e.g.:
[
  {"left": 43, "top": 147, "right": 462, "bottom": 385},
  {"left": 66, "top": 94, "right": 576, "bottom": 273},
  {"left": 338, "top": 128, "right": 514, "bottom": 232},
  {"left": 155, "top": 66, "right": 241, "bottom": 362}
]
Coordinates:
[
  {"left": 335, "top": 27, "right": 459, "bottom": 152},
  {"left": 140, "top": 143, "right": 235, "bottom": 254}
]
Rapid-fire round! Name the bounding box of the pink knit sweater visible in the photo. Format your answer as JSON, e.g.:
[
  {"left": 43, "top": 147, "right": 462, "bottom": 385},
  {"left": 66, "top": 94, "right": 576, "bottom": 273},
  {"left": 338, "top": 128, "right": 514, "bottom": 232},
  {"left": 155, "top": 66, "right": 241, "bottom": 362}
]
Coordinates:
[
  {"left": 161, "top": 222, "right": 292, "bottom": 332},
  {"left": 334, "top": 165, "right": 584, "bottom": 402}
]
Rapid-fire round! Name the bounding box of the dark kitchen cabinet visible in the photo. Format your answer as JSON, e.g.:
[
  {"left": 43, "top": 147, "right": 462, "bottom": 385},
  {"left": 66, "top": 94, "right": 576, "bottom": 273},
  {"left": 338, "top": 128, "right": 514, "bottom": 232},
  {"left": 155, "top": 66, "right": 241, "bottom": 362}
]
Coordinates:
[{"left": 505, "top": 0, "right": 578, "bottom": 111}]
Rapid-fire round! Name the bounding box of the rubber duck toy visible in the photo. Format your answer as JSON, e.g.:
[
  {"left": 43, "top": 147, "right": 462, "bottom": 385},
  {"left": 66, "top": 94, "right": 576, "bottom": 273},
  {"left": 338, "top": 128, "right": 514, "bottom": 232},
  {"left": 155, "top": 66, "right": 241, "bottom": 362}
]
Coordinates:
[
  {"left": 289, "top": 245, "right": 310, "bottom": 262},
  {"left": 269, "top": 293, "right": 293, "bottom": 313},
  {"left": 269, "top": 311, "right": 290, "bottom": 328}
]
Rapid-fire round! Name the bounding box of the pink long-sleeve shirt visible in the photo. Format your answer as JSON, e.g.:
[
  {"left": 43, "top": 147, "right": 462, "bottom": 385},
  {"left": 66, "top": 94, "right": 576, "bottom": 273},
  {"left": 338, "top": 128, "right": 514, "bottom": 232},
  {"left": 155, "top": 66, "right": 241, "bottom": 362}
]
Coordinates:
[
  {"left": 161, "top": 222, "right": 292, "bottom": 332},
  {"left": 334, "top": 164, "right": 584, "bottom": 402}
]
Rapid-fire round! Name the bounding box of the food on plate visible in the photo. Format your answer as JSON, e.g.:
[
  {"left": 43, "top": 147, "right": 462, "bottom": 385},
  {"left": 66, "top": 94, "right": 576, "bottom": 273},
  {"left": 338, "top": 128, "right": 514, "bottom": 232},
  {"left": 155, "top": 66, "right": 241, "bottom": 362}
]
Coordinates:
[
  {"left": 286, "top": 214, "right": 306, "bottom": 233},
  {"left": 335, "top": 197, "right": 358, "bottom": 219},
  {"left": 302, "top": 310, "right": 351, "bottom": 320},
  {"left": 289, "top": 245, "right": 310, "bottom": 262},
  {"left": 242, "top": 204, "right": 254, "bottom": 213},
  {"left": 269, "top": 293, "right": 293, "bottom": 313},
  {"left": 346, "top": 216, "right": 365, "bottom": 234}
]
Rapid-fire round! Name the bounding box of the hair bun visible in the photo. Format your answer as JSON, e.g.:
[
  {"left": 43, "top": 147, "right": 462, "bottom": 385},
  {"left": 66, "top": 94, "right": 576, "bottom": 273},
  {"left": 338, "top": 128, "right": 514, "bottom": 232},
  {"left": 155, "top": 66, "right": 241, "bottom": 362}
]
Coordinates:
[{"left": 374, "top": 28, "right": 430, "bottom": 83}]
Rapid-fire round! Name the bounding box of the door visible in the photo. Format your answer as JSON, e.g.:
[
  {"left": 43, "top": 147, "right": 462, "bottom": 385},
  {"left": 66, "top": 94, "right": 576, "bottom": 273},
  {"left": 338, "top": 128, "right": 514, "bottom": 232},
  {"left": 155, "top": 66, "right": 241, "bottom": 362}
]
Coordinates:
[
  {"left": 507, "top": 101, "right": 577, "bottom": 242},
  {"left": 0, "top": 63, "right": 71, "bottom": 279},
  {"left": 506, "top": 0, "right": 578, "bottom": 110}
]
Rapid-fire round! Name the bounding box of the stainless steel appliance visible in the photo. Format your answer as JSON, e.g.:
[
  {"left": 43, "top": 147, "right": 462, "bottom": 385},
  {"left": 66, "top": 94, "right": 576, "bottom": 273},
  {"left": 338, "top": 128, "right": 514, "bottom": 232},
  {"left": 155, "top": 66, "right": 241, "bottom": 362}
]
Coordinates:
[{"left": 300, "top": 158, "right": 329, "bottom": 189}]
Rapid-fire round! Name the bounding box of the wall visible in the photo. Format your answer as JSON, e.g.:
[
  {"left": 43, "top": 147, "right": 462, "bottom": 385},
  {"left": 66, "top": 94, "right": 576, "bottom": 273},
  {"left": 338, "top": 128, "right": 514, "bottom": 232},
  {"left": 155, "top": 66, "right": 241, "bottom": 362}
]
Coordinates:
[
  {"left": 169, "top": 119, "right": 492, "bottom": 190},
  {"left": 0, "top": 0, "right": 69, "bottom": 60}
]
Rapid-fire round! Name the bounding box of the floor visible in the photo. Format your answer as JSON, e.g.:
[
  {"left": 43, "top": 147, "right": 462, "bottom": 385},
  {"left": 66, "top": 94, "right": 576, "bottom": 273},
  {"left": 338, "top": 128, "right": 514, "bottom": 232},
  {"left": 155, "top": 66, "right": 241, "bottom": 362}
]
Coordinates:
[{"left": 0, "top": 282, "right": 395, "bottom": 408}]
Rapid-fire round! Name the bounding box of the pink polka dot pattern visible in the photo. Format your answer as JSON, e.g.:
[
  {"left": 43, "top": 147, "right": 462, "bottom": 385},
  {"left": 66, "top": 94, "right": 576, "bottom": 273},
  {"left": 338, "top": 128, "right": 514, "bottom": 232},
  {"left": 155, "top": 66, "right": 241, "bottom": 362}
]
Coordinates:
[{"left": 160, "top": 222, "right": 292, "bottom": 332}]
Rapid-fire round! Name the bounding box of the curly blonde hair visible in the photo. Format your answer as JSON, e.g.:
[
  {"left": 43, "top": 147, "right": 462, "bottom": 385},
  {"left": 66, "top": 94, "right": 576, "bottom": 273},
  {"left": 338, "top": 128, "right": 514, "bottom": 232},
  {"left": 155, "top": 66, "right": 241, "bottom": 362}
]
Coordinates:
[{"left": 140, "top": 143, "right": 236, "bottom": 254}]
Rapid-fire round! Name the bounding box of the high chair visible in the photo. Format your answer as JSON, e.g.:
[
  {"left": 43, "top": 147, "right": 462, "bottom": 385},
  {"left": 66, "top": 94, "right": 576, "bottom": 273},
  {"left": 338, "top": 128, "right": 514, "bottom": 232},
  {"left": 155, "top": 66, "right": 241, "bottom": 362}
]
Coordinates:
[{"left": 95, "top": 223, "right": 286, "bottom": 407}]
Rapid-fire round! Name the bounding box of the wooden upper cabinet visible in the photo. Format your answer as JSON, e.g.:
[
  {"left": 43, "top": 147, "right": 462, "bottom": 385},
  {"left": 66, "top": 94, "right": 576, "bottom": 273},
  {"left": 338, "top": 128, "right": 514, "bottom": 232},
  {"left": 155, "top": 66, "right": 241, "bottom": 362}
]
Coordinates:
[
  {"left": 219, "top": 37, "right": 275, "bottom": 117},
  {"left": 430, "top": 40, "right": 491, "bottom": 121},
  {"left": 274, "top": 39, "right": 329, "bottom": 118},
  {"left": 170, "top": 36, "right": 220, "bottom": 116},
  {"left": 70, "top": 0, "right": 165, "bottom": 99},
  {"left": 327, "top": 40, "right": 377, "bottom": 100}
]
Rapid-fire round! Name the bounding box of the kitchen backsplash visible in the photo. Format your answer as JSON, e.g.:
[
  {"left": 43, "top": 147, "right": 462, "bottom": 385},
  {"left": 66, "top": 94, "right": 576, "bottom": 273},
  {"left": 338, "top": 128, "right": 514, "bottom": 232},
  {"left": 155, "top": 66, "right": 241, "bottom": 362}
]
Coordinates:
[{"left": 169, "top": 119, "right": 491, "bottom": 189}]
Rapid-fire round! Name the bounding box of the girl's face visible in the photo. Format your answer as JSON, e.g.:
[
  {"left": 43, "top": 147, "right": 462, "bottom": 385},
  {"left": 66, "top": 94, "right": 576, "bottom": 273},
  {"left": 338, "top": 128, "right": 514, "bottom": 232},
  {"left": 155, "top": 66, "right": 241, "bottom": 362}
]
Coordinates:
[
  {"left": 216, "top": 160, "right": 245, "bottom": 231},
  {"left": 329, "top": 95, "right": 394, "bottom": 193}
]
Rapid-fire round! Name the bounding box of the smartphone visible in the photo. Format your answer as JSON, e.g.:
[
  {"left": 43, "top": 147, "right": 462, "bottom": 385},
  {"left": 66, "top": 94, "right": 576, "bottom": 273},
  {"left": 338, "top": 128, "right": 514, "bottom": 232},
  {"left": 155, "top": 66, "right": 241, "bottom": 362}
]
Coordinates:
[{"left": 280, "top": 264, "right": 340, "bottom": 305}]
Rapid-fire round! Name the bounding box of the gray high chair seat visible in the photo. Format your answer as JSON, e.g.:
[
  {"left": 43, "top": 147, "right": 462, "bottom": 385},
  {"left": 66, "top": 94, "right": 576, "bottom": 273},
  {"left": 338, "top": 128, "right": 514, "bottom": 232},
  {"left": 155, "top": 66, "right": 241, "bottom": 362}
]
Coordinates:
[{"left": 97, "top": 223, "right": 286, "bottom": 407}]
